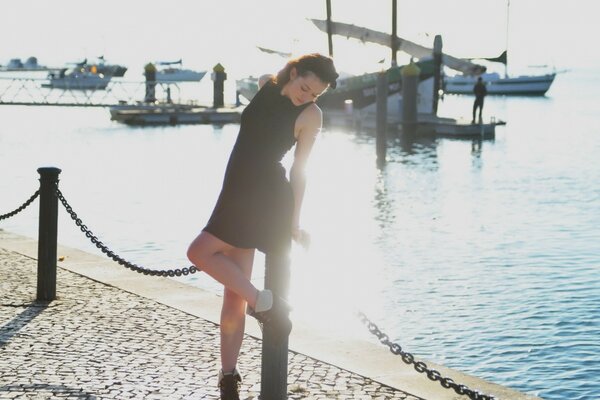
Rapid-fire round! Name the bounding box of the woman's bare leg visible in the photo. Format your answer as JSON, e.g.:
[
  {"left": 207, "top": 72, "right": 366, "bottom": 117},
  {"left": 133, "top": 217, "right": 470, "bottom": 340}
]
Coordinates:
[
  {"left": 187, "top": 231, "right": 259, "bottom": 308},
  {"left": 220, "top": 247, "right": 255, "bottom": 373}
]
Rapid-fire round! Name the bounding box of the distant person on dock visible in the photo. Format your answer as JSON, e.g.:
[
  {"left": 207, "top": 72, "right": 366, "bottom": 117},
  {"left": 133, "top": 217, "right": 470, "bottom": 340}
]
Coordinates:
[
  {"left": 187, "top": 53, "right": 338, "bottom": 400},
  {"left": 472, "top": 76, "right": 487, "bottom": 124}
]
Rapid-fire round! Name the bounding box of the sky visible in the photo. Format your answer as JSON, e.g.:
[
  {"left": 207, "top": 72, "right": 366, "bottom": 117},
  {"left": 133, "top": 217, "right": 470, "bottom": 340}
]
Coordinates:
[{"left": 3, "top": 0, "right": 600, "bottom": 78}]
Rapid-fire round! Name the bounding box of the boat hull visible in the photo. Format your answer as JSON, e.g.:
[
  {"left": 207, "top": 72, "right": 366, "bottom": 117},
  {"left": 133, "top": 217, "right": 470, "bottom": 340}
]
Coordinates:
[{"left": 444, "top": 73, "right": 556, "bottom": 95}]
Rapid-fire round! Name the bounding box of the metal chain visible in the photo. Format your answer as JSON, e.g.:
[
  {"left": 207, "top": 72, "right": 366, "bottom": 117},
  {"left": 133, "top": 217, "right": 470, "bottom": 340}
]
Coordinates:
[
  {"left": 357, "top": 311, "right": 496, "bottom": 400},
  {"left": 55, "top": 187, "right": 199, "bottom": 277},
  {"left": 0, "top": 190, "right": 40, "bottom": 221}
]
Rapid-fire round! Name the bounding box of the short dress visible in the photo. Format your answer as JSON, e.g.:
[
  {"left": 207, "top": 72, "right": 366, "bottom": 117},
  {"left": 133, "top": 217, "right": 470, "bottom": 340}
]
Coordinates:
[{"left": 203, "top": 80, "right": 312, "bottom": 253}]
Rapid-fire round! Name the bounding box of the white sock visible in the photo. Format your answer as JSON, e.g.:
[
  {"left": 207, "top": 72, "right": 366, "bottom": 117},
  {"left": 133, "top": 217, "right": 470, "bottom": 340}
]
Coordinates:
[{"left": 254, "top": 289, "right": 273, "bottom": 312}]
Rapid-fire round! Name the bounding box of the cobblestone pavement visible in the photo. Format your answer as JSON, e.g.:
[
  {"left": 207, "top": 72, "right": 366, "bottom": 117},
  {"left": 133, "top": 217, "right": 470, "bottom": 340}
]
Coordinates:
[{"left": 0, "top": 248, "right": 422, "bottom": 399}]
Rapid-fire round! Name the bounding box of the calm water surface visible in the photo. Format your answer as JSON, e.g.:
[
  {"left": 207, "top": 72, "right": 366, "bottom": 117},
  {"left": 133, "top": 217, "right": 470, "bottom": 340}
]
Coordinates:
[{"left": 1, "top": 69, "right": 599, "bottom": 400}]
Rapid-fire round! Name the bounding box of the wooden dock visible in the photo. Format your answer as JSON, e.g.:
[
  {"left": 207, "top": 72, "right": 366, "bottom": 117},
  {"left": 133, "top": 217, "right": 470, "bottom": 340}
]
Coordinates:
[
  {"left": 323, "top": 109, "right": 505, "bottom": 139},
  {"left": 109, "top": 103, "right": 242, "bottom": 125}
]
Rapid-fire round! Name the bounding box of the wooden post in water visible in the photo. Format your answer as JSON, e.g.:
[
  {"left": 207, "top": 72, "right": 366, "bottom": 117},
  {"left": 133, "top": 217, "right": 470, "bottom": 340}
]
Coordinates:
[
  {"left": 261, "top": 251, "right": 291, "bottom": 399},
  {"left": 212, "top": 63, "right": 227, "bottom": 108},
  {"left": 432, "top": 35, "right": 443, "bottom": 115},
  {"left": 376, "top": 71, "right": 388, "bottom": 164},
  {"left": 144, "top": 63, "right": 157, "bottom": 103},
  {"left": 401, "top": 60, "right": 420, "bottom": 136},
  {"left": 37, "top": 167, "right": 61, "bottom": 302}
]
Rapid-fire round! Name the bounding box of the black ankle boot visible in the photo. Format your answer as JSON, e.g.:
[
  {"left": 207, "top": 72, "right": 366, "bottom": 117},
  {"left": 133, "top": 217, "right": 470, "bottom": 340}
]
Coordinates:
[
  {"left": 218, "top": 369, "right": 241, "bottom": 400},
  {"left": 247, "top": 295, "right": 292, "bottom": 339}
]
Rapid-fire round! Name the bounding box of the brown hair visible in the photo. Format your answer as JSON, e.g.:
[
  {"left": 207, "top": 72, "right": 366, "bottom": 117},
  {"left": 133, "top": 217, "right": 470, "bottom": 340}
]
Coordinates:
[{"left": 275, "top": 53, "right": 338, "bottom": 89}]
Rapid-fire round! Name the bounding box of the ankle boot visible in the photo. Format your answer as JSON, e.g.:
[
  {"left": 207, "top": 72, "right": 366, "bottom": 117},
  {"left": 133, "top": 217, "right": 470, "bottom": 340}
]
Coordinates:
[
  {"left": 247, "top": 294, "right": 292, "bottom": 339},
  {"left": 218, "top": 368, "right": 241, "bottom": 400}
]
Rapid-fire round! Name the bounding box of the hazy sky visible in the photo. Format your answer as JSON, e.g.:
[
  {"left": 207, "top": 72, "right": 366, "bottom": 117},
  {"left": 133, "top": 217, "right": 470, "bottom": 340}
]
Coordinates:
[{"left": 4, "top": 0, "right": 599, "bottom": 77}]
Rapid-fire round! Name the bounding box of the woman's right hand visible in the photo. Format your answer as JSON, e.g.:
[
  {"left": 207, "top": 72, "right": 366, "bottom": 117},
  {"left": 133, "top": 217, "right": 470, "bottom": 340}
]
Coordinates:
[{"left": 292, "top": 227, "right": 311, "bottom": 250}]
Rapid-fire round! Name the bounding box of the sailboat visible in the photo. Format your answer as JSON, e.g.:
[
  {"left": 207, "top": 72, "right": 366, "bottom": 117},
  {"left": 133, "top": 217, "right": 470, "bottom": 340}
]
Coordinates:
[
  {"left": 443, "top": 1, "right": 556, "bottom": 96},
  {"left": 443, "top": 50, "right": 556, "bottom": 95}
]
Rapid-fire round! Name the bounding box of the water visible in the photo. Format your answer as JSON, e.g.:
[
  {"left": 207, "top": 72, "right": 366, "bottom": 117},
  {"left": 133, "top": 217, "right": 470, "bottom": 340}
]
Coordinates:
[{"left": 1, "top": 69, "right": 599, "bottom": 400}]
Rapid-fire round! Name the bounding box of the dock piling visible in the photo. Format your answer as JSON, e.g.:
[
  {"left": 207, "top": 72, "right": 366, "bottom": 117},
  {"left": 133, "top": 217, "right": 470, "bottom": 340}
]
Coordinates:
[
  {"left": 212, "top": 63, "right": 227, "bottom": 108},
  {"left": 36, "top": 167, "right": 61, "bottom": 302},
  {"left": 401, "top": 60, "right": 420, "bottom": 136},
  {"left": 433, "top": 35, "right": 443, "bottom": 115},
  {"left": 376, "top": 72, "right": 388, "bottom": 164},
  {"left": 261, "top": 251, "right": 291, "bottom": 400}
]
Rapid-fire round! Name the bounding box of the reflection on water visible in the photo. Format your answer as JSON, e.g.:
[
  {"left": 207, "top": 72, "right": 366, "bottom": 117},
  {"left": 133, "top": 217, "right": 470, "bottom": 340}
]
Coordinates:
[{"left": 1, "top": 74, "right": 599, "bottom": 400}]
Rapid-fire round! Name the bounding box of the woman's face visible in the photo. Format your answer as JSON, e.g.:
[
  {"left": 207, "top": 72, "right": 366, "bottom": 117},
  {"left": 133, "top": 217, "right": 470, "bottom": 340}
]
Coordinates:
[{"left": 285, "top": 69, "right": 329, "bottom": 106}]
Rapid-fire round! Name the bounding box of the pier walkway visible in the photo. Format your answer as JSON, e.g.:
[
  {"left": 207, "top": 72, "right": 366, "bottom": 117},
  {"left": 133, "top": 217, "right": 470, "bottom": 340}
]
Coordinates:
[{"left": 0, "top": 231, "right": 538, "bottom": 399}]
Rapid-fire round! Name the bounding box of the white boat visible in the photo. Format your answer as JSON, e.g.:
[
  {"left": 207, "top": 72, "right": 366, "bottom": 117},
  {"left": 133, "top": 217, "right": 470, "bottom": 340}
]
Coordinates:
[
  {"left": 155, "top": 60, "right": 206, "bottom": 82},
  {"left": 444, "top": 71, "right": 555, "bottom": 95},
  {"left": 236, "top": 77, "right": 259, "bottom": 102},
  {"left": 42, "top": 68, "right": 111, "bottom": 90}
]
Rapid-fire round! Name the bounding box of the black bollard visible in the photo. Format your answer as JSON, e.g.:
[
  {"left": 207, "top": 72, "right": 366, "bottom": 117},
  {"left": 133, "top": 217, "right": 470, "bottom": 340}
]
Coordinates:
[
  {"left": 144, "top": 63, "right": 157, "bottom": 103},
  {"left": 37, "top": 167, "right": 61, "bottom": 301},
  {"left": 376, "top": 71, "right": 388, "bottom": 164},
  {"left": 432, "top": 35, "right": 443, "bottom": 115},
  {"left": 212, "top": 63, "right": 227, "bottom": 108},
  {"left": 401, "top": 60, "right": 420, "bottom": 135},
  {"left": 261, "top": 251, "right": 291, "bottom": 400}
]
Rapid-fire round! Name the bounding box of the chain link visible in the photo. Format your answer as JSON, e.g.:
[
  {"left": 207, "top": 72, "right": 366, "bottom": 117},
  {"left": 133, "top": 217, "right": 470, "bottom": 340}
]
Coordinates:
[
  {"left": 55, "top": 188, "right": 199, "bottom": 277},
  {"left": 357, "top": 311, "right": 496, "bottom": 400},
  {"left": 0, "top": 190, "right": 40, "bottom": 221}
]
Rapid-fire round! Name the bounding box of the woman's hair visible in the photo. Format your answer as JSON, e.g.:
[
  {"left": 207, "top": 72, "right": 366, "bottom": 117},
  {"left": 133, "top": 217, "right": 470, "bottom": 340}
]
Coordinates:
[{"left": 275, "top": 53, "right": 338, "bottom": 89}]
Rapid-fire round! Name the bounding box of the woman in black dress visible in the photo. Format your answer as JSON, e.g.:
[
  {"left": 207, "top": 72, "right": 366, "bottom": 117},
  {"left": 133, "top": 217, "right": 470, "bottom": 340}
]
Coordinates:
[{"left": 187, "top": 53, "right": 337, "bottom": 398}]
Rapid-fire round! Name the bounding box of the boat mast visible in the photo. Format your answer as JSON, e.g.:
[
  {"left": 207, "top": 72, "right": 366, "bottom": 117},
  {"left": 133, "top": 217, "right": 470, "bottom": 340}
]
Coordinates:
[
  {"left": 391, "top": 0, "right": 398, "bottom": 66},
  {"left": 326, "top": 0, "right": 334, "bottom": 57},
  {"left": 505, "top": 0, "right": 510, "bottom": 78}
]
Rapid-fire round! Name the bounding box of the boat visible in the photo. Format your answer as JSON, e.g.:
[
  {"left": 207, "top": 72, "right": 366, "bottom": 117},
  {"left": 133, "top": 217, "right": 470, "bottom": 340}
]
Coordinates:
[
  {"left": 236, "top": 58, "right": 435, "bottom": 111},
  {"left": 444, "top": 0, "right": 557, "bottom": 96},
  {"left": 317, "top": 59, "right": 435, "bottom": 110},
  {"left": 443, "top": 70, "right": 556, "bottom": 95},
  {"left": 89, "top": 56, "right": 127, "bottom": 77},
  {"left": 236, "top": 76, "right": 259, "bottom": 102},
  {"left": 1, "top": 57, "right": 48, "bottom": 71},
  {"left": 41, "top": 68, "right": 111, "bottom": 90},
  {"left": 309, "top": 19, "right": 486, "bottom": 76},
  {"left": 155, "top": 59, "right": 207, "bottom": 82}
]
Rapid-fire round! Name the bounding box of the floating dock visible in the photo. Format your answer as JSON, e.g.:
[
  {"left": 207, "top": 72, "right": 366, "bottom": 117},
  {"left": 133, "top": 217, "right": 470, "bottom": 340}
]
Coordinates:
[
  {"left": 323, "top": 109, "right": 505, "bottom": 139},
  {"left": 109, "top": 103, "right": 242, "bottom": 125}
]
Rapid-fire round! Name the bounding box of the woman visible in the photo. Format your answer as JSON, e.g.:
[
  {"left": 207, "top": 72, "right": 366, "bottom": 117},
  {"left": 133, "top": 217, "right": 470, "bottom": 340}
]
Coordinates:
[{"left": 187, "top": 53, "right": 338, "bottom": 399}]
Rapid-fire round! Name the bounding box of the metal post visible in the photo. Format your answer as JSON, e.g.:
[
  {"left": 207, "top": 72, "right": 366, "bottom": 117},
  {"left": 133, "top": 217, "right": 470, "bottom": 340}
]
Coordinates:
[
  {"left": 37, "top": 167, "right": 61, "bottom": 301},
  {"left": 376, "top": 72, "right": 388, "bottom": 164},
  {"left": 326, "top": 0, "right": 333, "bottom": 57},
  {"left": 261, "top": 251, "right": 291, "bottom": 400},
  {"left": 432, "top": 35, "right": 443, "bottom": 115}
]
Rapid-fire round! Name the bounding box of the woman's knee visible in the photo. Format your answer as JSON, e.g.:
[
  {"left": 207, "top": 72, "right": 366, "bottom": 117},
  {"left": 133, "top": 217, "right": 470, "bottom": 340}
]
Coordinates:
[{"left": 187, "top": 232, "right": 213, "bottom": 266}]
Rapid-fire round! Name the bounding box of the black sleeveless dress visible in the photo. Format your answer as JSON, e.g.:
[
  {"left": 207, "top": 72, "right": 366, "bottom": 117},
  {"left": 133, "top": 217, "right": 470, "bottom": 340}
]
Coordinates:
[{"left": 203, "top": 81, "right": 312, "bottom": 253}]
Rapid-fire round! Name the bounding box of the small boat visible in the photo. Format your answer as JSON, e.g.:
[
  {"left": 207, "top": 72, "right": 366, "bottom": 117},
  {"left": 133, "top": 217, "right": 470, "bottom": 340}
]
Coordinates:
[
  {"left": 236, "top": 77, "right": 259, "bottom": 102},
  {"left": 155, "top": 59, "right": 206, "bottom": 82},
  {"left": 443, "top": 71, "right": 556, "bottom": 95},
  {"left": 1, "top": 57, "right": 48, "bottom": 71},
  {"left": 89, "top": 56, "right": 127, "bottom": 77},
  {"left": 42, "top": 68, "right": 111, "bottom": 90}
]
